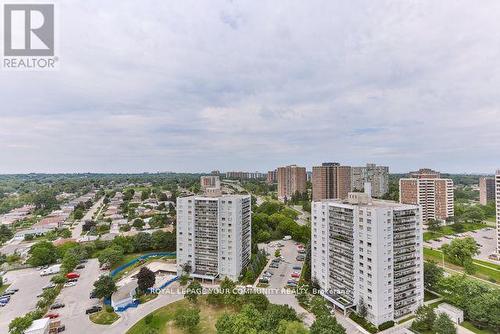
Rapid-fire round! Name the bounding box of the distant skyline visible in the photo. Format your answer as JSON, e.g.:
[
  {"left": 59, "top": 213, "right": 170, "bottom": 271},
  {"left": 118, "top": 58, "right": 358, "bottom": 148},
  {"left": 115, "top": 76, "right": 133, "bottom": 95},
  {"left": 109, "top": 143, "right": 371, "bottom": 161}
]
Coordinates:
[{"left": 1, "top": 1, "right": 500, "bottom": 174}]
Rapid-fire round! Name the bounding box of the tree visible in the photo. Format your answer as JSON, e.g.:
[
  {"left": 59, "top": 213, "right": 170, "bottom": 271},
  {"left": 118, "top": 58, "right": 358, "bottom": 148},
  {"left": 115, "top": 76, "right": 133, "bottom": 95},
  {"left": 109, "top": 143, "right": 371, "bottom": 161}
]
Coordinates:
[
  {"left": 427, "top": 219, "right": 441, "bottom": 231},
  {"left": 98, "top": 245, "right": 124, "bottom": 266},
  {"left": 185, "top": 280, "right": 202, "bottom": 303},
  {"left": 310, "top": 295, "right": 330, "bottom": 318},
  {"left": 424, "top": 261, "right": 444, "bottom": 290},
  {"left": 467, "top": 289, "right": 500, "bottom": 331},
  {"left": 137, "top": 267, "right": 155, "bottom": 293},
  {"left": 73, "top": 208, "right": 84, "bottom": 220},
  {"left": 28, "top": 241, "right": 58, "bottom": 266},
  {"left": 441, "top": 237, "right": 479, "bottom": 268},
  {"left": 61, "top": 251, "right": 79, "bottom": 273},
  {"left": 9, "top": 315, "right": 33, "bottom": 334},
  {"left": 132, "top": 218, "right": 144, "bottom": 230},
  {"left": 174, "top": 308, "right": 200, "bottom": 332},
  {"left": 358, "top": 298, "right": 368, "bottom": 318},
  {"left": 433, "top": 313, "right": 456, "bottom": 334},
  {"left": 411, "top": 305, "right": 436, "bottom": 332},
  {"left": 243, "top": 292, "right": 270, "bottom": 312},
  {"left": 0, "top": 225, "right": 14, "bottom": 243},
  {"left": 310, "top": 315, "right": 346, "bottom": 334},
  {"left": 92, "top": 275, "right": 117, "bottom": 299},
  {"left": 133, "top": 232, "right": 152, "bottom": 251}
]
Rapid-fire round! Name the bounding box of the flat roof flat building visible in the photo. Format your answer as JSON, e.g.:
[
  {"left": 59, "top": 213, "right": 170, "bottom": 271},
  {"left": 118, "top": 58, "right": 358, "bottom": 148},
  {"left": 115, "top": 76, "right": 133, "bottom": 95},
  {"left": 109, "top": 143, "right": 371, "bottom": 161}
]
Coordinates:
[
  {"left": 312, "top": 162, "right": 351, "bottom": 201},
  {"left": 312, "top": 192, "right": 424, "bottom": 325},
  {"left": 176, "top": 194, "right": 251, "bottom": 281},
  {"left": 277, "top": 165, "right": 307, "bottom": 201},
  {"left": 399, "top": 169, "right": 453, "bottom": 223}
]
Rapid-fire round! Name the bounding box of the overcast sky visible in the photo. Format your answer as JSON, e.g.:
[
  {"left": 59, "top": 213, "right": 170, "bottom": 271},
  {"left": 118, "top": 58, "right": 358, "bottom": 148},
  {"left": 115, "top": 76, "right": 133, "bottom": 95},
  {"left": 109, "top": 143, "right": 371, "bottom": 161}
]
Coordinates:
[{"left": 1, "top": 0, "right": 500, "bottom": 174}]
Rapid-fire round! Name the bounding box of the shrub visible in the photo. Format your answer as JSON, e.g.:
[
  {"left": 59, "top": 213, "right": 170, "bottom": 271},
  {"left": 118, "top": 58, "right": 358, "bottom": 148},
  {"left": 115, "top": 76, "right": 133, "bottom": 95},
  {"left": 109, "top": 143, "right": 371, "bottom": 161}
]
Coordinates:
[
  {"left": 105, "top": 305, "right": 114, "bottom": 313},
  {"left": 378, "top": 320, "right": 394, "bottom": 331},
  {"left": 349, "top": 313, "right": 378, "bottom": 333}
]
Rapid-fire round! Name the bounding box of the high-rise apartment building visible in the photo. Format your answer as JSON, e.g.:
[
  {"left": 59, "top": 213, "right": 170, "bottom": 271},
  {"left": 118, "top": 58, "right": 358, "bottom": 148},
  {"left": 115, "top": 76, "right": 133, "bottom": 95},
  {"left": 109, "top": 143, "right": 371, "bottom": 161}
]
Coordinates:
[
  {"left": 399, "top": 169, "right": 453, "bottom": 222},
  {"left": 312, "top": 162, "right": 351, "bottom": 201},
  {"left": 267, "top": 170, "right": 277, "bottom": 184},
  {"left": 311, "top": 192, "right": 424, "bottom": 325},
  {"left": 479, "top": 177, "right": 496, "bottom": 205},
  {"left": 277, "top": 165, "right": 307, "bottom": 201},
  {"left": 496, "top": 171, "right": 500, "bottom": 254},
  {"left": 351, "top": 163, "right": 389, "bottom": 198},
  {"left": 176, "top": 194, "right": 251, "bottom": 281},
  {"left": 200, "top": 175, "right": 220, "bottom": 190}
]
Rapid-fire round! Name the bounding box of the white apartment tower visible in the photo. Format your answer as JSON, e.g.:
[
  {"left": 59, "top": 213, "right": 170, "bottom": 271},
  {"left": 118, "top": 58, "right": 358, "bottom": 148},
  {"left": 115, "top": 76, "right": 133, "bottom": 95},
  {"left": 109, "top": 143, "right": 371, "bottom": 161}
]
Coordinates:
[
  {"left": 176, "top": 194, "right": 251, "bottom": 281},
  {"left": 496, "top": 170, "right": 500, "bottom": 254},
  {"left": 312, "top": 192, "right": 424, "bottom": 325}
]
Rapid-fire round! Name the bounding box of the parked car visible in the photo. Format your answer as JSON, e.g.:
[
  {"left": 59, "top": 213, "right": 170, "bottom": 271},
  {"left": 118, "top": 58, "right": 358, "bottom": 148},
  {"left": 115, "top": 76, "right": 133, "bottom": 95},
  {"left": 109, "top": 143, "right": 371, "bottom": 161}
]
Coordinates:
[
  {"left": 291, "top": 272, "right": 300, "bottom": 278},
  {"left": 89, "top": 291, "right": 97, "bottom": 299},
  {"left": 75, "top": 264, "right": 85, "bottom": 270},
  {"left": 85, "top": 305, "right": 102, "bottom": 314},
  {"left": 57, "top": 325, "right": 66, "bottom": 332},
  {"left": 65, "top": 272, "right": 80, "bottom": 279},
  {"left": 100, "top": 263, "right": 110, "bottom": 270},
  {"left": 298, "top": 249, "right": 306, "bottom": 254},
  {"left": 45, "top": 313, "right": 60, "bottom": 319},
  {"left": 287, "top": 279, "right": 298, "bottom": 284},
  {"left": 296, "top": 255, "right": 305, "bottom": 261},
  {"left": 67, "top": 278, "right": 78, "bottom": 283},
  {"left": 269, "top": 263, "right": 279, "bottom": 268},
  {"left": 50, "top": 301, "right": 65, "bottom": 309},
  {"left": 63, "top": 282, "right": 76, "bottom": 288},
  {"left": 292, "top": 266, "right": 302, "bottom": 270},
  {"left": 0, "top": 296, "right": 11, "bottom": 304},
  {"left": 43, "top": 283, "right": 56, "bottom": 290},
  {"left": 258, "top": 277, "right": 269, "bottom": 284}
]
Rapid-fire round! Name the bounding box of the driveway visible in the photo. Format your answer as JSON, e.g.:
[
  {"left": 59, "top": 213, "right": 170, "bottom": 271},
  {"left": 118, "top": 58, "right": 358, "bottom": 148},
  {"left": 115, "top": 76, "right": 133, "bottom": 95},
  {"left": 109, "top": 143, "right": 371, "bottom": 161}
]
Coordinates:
[{"left": 0, "top": 268, "right": 52, "bottom": 333}]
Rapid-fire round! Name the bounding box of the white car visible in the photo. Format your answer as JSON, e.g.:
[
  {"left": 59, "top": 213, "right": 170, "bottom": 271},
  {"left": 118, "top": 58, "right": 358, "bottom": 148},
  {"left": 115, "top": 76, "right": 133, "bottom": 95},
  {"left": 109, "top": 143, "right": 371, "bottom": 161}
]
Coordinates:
[{"left": 63, "top": 282, "right": 76, "bottom": 288}]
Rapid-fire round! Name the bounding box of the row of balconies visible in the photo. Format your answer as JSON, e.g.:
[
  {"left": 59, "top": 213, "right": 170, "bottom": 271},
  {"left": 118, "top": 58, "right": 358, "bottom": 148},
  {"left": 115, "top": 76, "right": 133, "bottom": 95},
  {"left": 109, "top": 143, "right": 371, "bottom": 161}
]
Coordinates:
[
  {"left": 394, "top": 269, "right": 417, "bottom": 279},
  {"left": 394, "top": 277, "right": 417, "bottom": 287}
]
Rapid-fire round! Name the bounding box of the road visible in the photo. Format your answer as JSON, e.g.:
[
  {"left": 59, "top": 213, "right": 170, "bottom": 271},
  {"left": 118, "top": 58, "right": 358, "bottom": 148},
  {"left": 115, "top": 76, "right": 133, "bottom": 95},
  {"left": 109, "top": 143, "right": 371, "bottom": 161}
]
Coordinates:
[
  {"left": 0, "top": 268, "right": 52, "bottom": 333},
  {"left": 72, "top": 197, "right": 104, "bottom": 239},
  {"left": 292, "top": 205, "right": 310, "bottom": 226}
]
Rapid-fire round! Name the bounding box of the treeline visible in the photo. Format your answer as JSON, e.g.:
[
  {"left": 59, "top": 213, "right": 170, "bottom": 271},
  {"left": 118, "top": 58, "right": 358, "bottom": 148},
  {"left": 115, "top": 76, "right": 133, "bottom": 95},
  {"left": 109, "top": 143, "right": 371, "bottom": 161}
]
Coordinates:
[
  {"left": 252, "top": 201, "right": 310, "bottom": 244},
  {"left": 425, "top": 262, "right": 500, "bottom": 332},
  {"left": 26, "top": 230, "right": 176, "bottom": 268}
]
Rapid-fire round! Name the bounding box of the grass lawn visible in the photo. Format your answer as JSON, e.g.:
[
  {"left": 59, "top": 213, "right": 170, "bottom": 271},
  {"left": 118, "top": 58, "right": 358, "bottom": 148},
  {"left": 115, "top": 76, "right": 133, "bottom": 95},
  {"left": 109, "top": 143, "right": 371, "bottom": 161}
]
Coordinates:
[
  {"left": 0, "top": 284, "right": 11, "bottom": 294},
  {"left": 424, "top": 290, "right": 440, "bottom": 302},
  {"left": 127, "top": 297, "right": 237, "bottom": 334},
  {"left": 423, "top": 248, "right": 500, "bottom": 284},
  {"left": 89, "top": 309, "right": 120, "bottom": 325},
  {"left": 461, "top": 321, "right": 495, "bottom": 334}
]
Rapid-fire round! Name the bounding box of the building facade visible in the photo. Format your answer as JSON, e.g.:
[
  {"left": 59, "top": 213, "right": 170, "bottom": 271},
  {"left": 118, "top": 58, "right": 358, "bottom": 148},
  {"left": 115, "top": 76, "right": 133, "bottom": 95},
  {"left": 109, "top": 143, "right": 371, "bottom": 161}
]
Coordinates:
[
  {"left": 399, "top": 169, "right": 454, "bottom": 223},
  {"left": 277, "top": 165, "right": 307, "bottom": 201},
  {"left": 311, "top": 192, "right": 424, "bottom": 325},
  {"left": 351, "top": 163, "right": 389, "bottom": 198},
  {"left": 225, "top": 171, "right": 265, "bottom": 180},
  {"left": 267, "top": 170, "right": 277, "bottom": 184},
  {"left": 479, "top": 177, "right": 496, "bottom": 205},
  {"left": 496, "top": 171, "right": 500, "bottom": 254},
  {"left": 176, "top": 194, "right": 251, "bottom": 281},
  {"left": 312, "top": 162, "right": 351, "bottom": 201},
  {"left": 200, "top": 175, "right": 221, "bottom": 190}
]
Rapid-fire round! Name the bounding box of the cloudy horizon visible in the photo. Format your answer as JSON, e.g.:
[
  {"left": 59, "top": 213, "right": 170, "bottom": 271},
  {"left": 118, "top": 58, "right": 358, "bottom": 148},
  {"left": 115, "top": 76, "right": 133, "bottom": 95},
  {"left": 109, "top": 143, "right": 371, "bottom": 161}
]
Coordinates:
[{"left": 1, "top": 0, "right": 500, "bottom": 174}]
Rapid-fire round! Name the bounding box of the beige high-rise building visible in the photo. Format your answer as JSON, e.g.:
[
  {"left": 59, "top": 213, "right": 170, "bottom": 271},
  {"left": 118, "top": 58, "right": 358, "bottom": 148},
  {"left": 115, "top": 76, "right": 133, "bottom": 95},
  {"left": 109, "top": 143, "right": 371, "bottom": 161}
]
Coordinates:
[
  {"left": 312, "top": 163, "right": 351, "bottom": 201},
  {"left": 351, "top": 163, "right": 389, "bottom": 197},
  {"left": 399, "top": 169, "right": 454, "bottom": 223},
  {"left": 495, "top": 170, "right": 500, "bottom": 254},
  {"left": 479, "top": 177, "right": 495, "bottom": 205},
  {"left": 277, "top": 165, "right": 307, "bottom": 201}
]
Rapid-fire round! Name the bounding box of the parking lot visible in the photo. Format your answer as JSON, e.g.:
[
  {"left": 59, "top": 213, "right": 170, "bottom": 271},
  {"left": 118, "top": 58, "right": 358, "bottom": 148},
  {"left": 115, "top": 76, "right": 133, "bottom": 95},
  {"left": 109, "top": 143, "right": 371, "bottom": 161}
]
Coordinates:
[
  {"left": 0, "top": 268, "right": 52, "bottom": 333},
  {"left": 54, "top": 259, "right": 104, "bottom": 333},
  {"left": 425, "top": 227, "right": 498, "bottom": 262},
  {"left": 257, "top": 239, "right": 314, "bottom": 325}
]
